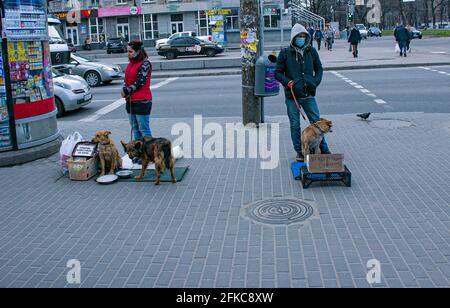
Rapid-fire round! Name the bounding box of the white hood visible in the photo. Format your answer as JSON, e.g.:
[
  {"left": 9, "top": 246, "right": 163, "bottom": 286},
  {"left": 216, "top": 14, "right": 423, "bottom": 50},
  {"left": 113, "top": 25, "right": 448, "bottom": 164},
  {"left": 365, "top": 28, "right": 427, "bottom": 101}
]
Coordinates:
[{"left": 290, "top": 23, "right": 311, "bottom": 48}]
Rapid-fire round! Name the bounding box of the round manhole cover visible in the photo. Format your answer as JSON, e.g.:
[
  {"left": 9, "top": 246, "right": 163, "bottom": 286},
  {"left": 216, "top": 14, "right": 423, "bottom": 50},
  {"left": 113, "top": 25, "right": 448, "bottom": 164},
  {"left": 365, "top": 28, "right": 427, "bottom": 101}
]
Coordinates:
[
  {"left": 369, "top": 119, "right": 413, "bottom": 129},
  {"left": 242, "top": 198, "right": 314, "bottom": 225}
]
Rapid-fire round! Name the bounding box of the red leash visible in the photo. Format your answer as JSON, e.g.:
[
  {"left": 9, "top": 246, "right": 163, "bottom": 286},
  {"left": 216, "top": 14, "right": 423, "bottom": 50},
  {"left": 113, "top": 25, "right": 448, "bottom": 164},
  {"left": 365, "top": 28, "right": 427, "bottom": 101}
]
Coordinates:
[{"left": 289, "top": 83, "right": 308, "bottom": 121}]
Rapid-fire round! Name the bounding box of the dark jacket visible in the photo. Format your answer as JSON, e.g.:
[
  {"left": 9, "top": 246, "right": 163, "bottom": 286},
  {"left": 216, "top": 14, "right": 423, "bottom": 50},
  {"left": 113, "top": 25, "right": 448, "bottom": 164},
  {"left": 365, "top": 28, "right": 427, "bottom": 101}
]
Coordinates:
[
  {"left": 314, "top": 30, "right": 323, "bottom": 40},
  {"left": 275, "top": 24, "right": 323, "bottom": 99},
  {"left": 395, "top": 26, "right": 410, "bottom": 42},
  {"left": 348, "top": 28, "right": 362, "bottom": 45}
]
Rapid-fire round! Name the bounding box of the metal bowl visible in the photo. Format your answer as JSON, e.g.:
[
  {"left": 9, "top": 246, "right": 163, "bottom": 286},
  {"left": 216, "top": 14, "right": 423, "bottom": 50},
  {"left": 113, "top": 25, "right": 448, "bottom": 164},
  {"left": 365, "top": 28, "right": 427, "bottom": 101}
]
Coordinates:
[
  {"left": 116, "top": 170, "right": 134, "bottom": 179},
  {"left": 96, "top": 174, "right": 119, "bottom": 184}
]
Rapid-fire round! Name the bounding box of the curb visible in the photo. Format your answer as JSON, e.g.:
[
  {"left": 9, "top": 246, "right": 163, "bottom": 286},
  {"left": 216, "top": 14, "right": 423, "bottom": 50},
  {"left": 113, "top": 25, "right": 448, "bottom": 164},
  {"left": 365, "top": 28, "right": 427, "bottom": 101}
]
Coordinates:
[
  {"left": 0, "top": 135, "right": 63, "bottom": 167},
  {"left": 152, "top": 62, "right": 450, "bottom": 78}
]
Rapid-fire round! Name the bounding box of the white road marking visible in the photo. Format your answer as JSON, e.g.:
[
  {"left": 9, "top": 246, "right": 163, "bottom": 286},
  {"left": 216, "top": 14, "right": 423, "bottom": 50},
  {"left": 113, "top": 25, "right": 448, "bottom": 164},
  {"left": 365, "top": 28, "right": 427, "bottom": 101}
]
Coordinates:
[
  {"left": 419, "top": 66, "right": 450, "bottom": 77},
  {"left": 333, "top": 71, "right": 391, "bottom": 106},
  {"left": 79, "top": 77, "right": 179, "bottom": 122},
  {"left": 91, "top": 99, "right": 117, "bottom": 102}
]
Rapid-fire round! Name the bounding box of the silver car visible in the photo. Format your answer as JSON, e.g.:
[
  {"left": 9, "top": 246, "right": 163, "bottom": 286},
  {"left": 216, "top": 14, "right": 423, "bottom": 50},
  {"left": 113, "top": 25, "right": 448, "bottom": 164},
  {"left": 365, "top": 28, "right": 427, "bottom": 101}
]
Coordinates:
[
  {"left": 53, "top": 69, "right": 93, "bottom": 117},
  {"left": 69, "top": 54, "right": 123, "bottom": 87}
]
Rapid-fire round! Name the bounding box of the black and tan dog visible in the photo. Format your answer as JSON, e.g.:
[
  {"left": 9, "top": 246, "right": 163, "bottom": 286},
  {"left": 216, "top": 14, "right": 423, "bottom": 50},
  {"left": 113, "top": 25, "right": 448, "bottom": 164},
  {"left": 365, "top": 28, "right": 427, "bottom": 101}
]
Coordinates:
[
  {"left": 121, "top": 138, "right": 176, "bottom": 185},
  {"left": 92, "top": 130, "right": 122, "bottom": 176}
]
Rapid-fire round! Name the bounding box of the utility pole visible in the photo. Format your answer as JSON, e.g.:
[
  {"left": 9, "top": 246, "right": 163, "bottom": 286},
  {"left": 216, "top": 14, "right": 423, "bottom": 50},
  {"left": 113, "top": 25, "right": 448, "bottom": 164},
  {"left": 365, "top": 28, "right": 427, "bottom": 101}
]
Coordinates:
[{"left": 241, "top": 0, "right": 262, "bottom": 125}]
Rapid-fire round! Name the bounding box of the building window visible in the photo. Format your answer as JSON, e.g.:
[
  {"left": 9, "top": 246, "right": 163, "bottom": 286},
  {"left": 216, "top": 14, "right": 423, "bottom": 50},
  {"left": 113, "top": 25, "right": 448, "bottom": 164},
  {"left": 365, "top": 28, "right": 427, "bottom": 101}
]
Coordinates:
[
  {"left": 90, "top": 0, "right": 99, "bottom": 7},
  {"left": 116, "top": 0, "right": 127, "bottom": 5},
  {"left": 142, "top": 0, "right": 156, "bottom": 3},
  {"left": 196, "top": 11, "right": 210, "bottom": 36},
  {"left": 142, "top": 14, "right": 159, "bottom": 40},
  {"left": 171, "top": 14, "right": 183, "bottom": 22},
  {"left": 89, "top": 17, "right": 104, "bottom": 43},
  {"left": 264, "top": 9, "right": 279, "bottom": 29},
  {"left": 225, "top": 9, "right": 239, "bottom": 30}
]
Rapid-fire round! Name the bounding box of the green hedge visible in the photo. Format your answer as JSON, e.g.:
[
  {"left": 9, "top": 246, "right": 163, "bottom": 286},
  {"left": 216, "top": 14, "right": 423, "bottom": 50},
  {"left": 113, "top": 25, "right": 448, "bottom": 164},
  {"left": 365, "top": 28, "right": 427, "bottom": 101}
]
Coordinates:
[{"left": 381, "top": 29, "right": 450, "bottom": 37}]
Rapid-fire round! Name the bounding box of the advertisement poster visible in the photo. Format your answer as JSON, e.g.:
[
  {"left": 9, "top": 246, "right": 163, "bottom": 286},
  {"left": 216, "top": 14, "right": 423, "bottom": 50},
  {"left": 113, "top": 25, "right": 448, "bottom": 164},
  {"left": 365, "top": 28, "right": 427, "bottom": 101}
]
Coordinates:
[
  {"left": 210, "top": 14, "right": 225, "bottom": 45},
  {"left": 3, "top": 0, "right": 48, "bottom": 41},
  {"left": 7, "top": 41, "right": 49, "bottom": 104},
  {"left": 0, "top": 49, "right": 11, "bottom": 149}
]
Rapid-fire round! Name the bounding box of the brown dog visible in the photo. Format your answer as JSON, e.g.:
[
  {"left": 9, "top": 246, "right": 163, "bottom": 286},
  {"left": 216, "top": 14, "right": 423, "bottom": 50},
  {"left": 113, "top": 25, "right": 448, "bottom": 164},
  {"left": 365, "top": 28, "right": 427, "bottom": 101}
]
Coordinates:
[
  {"left": 301, "top": 118, "right": 333, "bottom": 156},
  {"left": 92, "top": 130, "right": 122, "bottom": 176},
  {"left": 120, "top": 138, "right": 176, "bottom": 185}
]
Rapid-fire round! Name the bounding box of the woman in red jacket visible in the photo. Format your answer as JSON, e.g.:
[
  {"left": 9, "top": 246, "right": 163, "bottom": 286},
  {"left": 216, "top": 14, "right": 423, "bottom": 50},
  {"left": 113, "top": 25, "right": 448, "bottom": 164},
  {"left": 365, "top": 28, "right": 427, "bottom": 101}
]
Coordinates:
[{"left": 122, "top": 41, "right": 152, "bottom": 141}]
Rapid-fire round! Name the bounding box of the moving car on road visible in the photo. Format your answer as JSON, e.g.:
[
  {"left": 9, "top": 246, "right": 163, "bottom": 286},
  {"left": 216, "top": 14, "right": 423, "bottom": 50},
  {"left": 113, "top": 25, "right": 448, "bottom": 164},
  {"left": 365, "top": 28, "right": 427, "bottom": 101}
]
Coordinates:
[
  {"left": 52, "top": 69, "right": 92, "bottom": 117},
  {"left": 368, "top": 27, "right": 382, "bottom": 37},
  {"left": 155, "top": 31, "right": 212, "bottom": 50},
  {"left": 69, "top": 54, "right": 123, "bottom": 87},
  {"left": 410, "top": 27, "right": 423, "bottom": 39},
  {"left": 356, "top": 24, "right": 368, "bottom": 39},
  {"left": 157, "top": 37, "right": 224, "bottom": 60}
]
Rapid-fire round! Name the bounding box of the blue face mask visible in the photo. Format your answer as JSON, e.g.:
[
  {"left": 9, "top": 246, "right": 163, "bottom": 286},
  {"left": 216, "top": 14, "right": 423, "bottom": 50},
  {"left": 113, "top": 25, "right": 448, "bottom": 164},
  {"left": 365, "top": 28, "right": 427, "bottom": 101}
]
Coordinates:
[{"left": 295, "top": 37, "right": 306, "bottom": 47}]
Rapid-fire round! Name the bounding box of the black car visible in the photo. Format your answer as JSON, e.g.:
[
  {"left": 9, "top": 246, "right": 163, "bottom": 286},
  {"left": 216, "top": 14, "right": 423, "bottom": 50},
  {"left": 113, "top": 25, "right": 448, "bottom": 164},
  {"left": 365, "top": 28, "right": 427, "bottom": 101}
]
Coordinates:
[
  {"left": 157, "top": 37, "right": 224, "bottom": 60},
  {"left": 368, "top": 27, "right": 382, "bottom": 37},
  {"left": 106, "top": 37, "right": 127, "bottom": 54}
]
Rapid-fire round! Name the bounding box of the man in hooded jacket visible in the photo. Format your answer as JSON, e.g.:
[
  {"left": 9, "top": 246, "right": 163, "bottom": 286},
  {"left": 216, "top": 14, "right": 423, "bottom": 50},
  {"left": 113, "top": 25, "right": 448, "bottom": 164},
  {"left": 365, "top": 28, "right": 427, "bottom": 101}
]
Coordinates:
[{"left": 275, "top": 23, "right": 331, "bottom": 162}]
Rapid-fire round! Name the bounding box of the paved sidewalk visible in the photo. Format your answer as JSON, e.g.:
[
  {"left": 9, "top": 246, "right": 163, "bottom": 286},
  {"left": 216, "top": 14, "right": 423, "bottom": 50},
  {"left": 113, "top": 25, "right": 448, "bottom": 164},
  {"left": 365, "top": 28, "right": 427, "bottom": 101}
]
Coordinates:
[{"left": 0, "top": 112, "right": 449, "bottom": 287}]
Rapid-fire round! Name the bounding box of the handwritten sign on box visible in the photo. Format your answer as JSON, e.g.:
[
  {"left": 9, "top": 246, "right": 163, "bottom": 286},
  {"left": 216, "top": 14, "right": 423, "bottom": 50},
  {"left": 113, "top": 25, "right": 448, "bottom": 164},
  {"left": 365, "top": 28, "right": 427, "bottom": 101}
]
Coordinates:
[{"left": 72, "top": 142, "right": 97, "bottom": 158}]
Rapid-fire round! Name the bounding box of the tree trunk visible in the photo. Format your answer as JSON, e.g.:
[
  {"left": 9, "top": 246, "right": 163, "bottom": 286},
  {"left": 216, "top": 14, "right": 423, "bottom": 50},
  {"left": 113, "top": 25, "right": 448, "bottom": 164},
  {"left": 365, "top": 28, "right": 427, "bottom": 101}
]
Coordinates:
[{"left": 241, "top": 0, "right": 261, "bottom": 125}]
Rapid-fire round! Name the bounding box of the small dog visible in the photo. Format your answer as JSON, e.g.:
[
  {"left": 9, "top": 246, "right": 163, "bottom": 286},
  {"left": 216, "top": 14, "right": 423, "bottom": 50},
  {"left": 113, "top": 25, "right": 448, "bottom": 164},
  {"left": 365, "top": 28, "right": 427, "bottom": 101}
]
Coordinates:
[
  {"left": 301, "top": 118, "right": 333, "bottom": 156},
  {"left": 120, "top": 137, "right": 176, "bottom": 185},
  {"left": 92, "top": 130, "right": 122, "bottom": 176}
]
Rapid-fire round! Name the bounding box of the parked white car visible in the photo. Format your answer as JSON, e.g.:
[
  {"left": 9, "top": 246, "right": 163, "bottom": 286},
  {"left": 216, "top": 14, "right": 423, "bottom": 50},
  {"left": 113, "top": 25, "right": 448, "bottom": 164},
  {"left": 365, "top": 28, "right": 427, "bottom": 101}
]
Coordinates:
[
  {"left": 155, "top": 31, "right": 212, "bottom": 50},
  {"left": 52, "top": 69, "right": 93, "bottom": 117}
]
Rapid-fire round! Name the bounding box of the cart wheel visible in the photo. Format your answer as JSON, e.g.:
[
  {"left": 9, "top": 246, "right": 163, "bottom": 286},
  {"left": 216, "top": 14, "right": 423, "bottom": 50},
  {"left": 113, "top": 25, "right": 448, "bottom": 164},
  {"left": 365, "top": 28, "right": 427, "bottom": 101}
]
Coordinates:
[
  {"left": 301, "top": 173, "right": 307, "bottom": 189},
  {"left": 345, "top": 173, "right": 352, "bottom": 187}
]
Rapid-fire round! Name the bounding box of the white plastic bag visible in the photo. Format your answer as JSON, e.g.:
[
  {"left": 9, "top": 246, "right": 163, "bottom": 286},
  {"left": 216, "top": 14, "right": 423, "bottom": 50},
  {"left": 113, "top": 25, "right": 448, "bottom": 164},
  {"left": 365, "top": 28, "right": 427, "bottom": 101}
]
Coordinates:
[
  {"left": 59, "top": 132, "right": 83, "bottom": 173},
  {"left": 395, "top": 43, "right": 400, "bottom": 53}
]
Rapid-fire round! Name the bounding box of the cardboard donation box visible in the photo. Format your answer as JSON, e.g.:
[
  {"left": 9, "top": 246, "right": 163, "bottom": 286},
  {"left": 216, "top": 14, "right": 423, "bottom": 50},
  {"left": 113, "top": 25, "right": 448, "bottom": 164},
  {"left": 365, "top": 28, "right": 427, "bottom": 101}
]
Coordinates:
[
  {"left": 68, "top": 142, "right": 98, "bottom": 181},
  {"left": 306, "top": 154, "right": 344, "bottom": 173}
]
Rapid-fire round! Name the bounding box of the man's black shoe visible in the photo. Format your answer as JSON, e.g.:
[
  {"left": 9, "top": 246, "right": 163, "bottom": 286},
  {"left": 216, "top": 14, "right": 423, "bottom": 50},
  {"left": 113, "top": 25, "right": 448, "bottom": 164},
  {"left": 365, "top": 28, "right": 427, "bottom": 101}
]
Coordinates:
[{"left": 296, "top": 152, "right": 305, "bottom": 162}]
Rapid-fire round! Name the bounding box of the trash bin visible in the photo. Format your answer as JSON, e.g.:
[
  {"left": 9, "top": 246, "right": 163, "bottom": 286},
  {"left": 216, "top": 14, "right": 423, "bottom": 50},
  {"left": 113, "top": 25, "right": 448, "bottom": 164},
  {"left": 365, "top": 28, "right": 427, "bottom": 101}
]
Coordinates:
[{"left": 255, "top": 54, "right": 280, "bottom": 97}]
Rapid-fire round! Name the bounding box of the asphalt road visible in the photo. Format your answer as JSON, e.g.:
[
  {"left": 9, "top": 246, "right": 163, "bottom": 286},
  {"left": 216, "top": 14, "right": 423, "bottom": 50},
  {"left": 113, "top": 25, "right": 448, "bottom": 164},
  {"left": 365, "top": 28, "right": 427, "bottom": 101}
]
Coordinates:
[{"left": 58, "top": 65, "right": 450, "bottom": 122}]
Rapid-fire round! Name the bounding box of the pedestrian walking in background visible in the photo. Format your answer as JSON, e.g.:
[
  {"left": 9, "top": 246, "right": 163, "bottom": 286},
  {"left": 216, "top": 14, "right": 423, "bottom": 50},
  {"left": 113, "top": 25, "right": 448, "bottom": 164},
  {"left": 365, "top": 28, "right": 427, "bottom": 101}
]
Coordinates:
[
  {"left": 308, "top": 25, "right": 315, "bottom": 40},
  {"left": 275, "top": 24, "right": 331, "bottom": 162},
  {"left": 325, "top": 26, "right": 335, "bottom": 51},
  {"left": 122, "top": 41, "right": 153, "bottom": 145},
  {"left": 314, "top": 27, "right": 323, "bottom": 50},
  {"left": 348, "top": 25, "right": 362, "bottom": 58},
  {"left": 406, "top": 25, "right": 413, "bottom": 53},
  {"left": 394, "top": 24, "right": 410, "bottom": 57}
]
